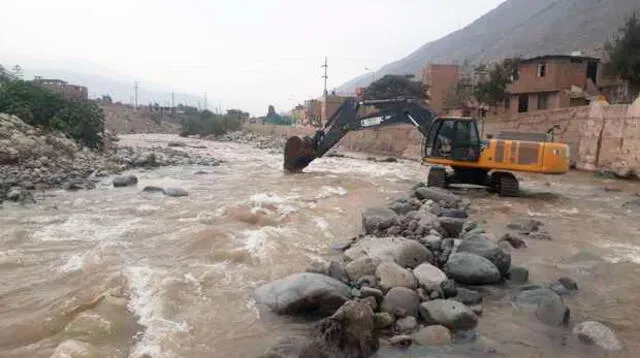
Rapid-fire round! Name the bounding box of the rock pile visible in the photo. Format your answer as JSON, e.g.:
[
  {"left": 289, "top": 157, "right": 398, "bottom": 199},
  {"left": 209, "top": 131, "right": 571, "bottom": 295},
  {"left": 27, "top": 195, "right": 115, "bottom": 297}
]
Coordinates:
[
  {"left": 255, "top": 183, "right": 623, "bottom": 356},
  {"left": 0, "top": 114, "right": 221, "bottom": 205},
  {"left": 217, "top": 130, "right": 287, "bottom": 153}
]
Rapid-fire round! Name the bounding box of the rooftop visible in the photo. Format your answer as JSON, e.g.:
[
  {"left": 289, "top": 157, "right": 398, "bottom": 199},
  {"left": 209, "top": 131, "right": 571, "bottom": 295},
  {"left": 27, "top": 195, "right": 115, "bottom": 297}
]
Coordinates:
[{"left": 519, "top": 54, "right": 600, "bottom": 64}]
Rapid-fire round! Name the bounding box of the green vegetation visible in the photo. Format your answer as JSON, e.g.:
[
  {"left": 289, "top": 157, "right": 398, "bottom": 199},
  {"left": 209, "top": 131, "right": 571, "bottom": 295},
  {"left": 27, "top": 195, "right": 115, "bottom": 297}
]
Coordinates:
[
  {"left": 473, "top": 58, "right": 520, "bottom": 109},
  {"left": 363, "top": 74, "right": 427, "bottom": 100},
  {"left": 0, "top": 66, "right": 105, "bottom": 149},
  {"left": 262, "top": 105, "right": 292, "bottom": 126},
  {"left": 179, "top": 109, "right": 249, "bottom": 137},
  {"left": 604, "top": 12, "right": 640, "bottom": 90}
]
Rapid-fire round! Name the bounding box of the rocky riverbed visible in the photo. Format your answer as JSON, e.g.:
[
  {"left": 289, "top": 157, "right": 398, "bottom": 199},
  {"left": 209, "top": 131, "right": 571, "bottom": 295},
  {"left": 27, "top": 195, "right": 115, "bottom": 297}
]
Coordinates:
[
  {"left": 254, "top": 185, "right": 627, "bottom": 357},
  {"left": 0, "top": 114, "right": 222, "bottom": 205}
]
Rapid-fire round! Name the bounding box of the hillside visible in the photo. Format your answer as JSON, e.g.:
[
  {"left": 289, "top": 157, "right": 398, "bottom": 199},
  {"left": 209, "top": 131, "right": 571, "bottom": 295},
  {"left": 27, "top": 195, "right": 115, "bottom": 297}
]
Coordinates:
[
  {"left": 101, "top": 103, "right": 180, "bottom": 134},
  {"left": 339, "top": 0, "right": 639, "bottom": 92}
]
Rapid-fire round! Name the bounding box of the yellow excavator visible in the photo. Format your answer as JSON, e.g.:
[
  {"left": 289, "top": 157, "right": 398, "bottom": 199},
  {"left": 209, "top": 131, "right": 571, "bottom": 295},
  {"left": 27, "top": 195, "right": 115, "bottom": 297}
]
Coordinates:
[{"left": 283, "top": 98, "right": 569, "bottom": 196}]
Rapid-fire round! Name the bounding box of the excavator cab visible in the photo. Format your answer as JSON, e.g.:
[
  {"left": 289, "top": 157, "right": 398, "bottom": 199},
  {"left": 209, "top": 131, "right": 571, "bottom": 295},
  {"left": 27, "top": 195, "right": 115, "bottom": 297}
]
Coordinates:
[{"left": 424, "top": 117, "right": 482, "bottom": 162}]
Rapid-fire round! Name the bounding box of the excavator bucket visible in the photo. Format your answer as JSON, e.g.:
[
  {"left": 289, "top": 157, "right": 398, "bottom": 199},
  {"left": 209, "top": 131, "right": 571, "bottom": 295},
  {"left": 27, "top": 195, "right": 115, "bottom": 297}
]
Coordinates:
[{"left": 284, "top": 136, "right": 317, "bottom": 172}]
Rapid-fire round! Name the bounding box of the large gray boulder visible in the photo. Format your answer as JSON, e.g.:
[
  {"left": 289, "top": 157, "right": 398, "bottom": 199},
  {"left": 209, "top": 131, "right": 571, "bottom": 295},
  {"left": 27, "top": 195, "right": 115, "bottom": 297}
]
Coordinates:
[
  {"left": 573, "top": 321, "right": 623, "bottom": 351},
  {"left": 163, "top": 187, "right": 189, "bottom": 197},
  {"left": 444, "top": 253, "right": 501, "bottom": 285},
  {"left": 112, "top": 175, "right": 138, "bottom": 188},
  {"left": 412, "top": 263, "right": 447, "bottom": 289},
  {"left": 450, "top": 287, "right": 482, "bottom": 305},
  {"left": 515, "top": 288, "right": 570, "bottom": 326},
  {"left": 375, "top": 262, "right": 417, "bottom": 291},
  {"left": 413, "top": 187, "right": 461, "bottom": 208},
  {"left": 344, "top": 237, "right": 432, "bottom": 268},
  {"left": 362, "top": 207, "right": 398, "bottom": 234},
  {"left": 419, "top": 299, "right": 478, "bottom": 330},
  {"left": 345, "top": 257, "right": 380, "bottom": 281},
  {"left": 381, "top": 287, "right": 420, "bottom": 318},
  {"left": 260, "top": 301, "right": 379, "bottom": 358},
  {"left": 439, "top": 217, "right": 466, "bottom": 238},
  {"left": 457, "top": 235, "right": 511, "bottom": 275},
  {"left": 254, "top": 273, "right": 351, "bottom": 316}
]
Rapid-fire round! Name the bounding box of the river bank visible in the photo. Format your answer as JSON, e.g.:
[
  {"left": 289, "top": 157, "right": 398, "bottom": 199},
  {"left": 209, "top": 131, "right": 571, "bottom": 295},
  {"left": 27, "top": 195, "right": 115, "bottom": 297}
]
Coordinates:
[{"left": 0, "top": 133, "right": 639, "bottom": 358}]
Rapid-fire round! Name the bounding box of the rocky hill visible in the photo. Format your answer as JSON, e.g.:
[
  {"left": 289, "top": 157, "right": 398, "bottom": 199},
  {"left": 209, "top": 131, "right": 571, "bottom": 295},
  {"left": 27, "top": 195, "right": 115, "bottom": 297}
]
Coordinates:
[{"left": 339, "top": 0, "right": 639, "bottom": 92}]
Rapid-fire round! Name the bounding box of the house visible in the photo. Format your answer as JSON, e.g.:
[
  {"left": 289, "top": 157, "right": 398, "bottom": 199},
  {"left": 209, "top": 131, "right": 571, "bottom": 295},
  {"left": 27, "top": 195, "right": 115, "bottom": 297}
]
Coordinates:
[
  {"left": 32, "top": 76, "right": 88, "bottom": 101},
  {"left": 505, "top": 55, "right": 601, "bottom": 114},
  {"left": 422, "top": 64, "right": 460, "bottom": 114}
]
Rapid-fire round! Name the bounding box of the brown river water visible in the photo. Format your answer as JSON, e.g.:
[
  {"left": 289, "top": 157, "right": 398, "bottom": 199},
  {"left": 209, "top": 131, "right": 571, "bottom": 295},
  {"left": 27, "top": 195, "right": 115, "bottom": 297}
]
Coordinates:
[{"left": 1, "top": 134, "right": 639, "bottom": 358}]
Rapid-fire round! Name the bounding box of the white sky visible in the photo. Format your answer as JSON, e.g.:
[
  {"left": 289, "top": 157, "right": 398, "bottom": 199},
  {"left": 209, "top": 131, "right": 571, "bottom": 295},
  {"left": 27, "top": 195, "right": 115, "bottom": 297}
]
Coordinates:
[{"left": 1, "top": 0, "right": 505, "bottom": 115}]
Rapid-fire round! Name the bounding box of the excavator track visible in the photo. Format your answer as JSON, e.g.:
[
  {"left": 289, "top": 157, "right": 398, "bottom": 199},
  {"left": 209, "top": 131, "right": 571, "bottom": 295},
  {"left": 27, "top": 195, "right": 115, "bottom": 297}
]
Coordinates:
[
  {"left": 490, "top": 171, "right": 519, "bottom": 197},
  {"left": 427, "top": 166, "right": 447, "bottom": 188}
]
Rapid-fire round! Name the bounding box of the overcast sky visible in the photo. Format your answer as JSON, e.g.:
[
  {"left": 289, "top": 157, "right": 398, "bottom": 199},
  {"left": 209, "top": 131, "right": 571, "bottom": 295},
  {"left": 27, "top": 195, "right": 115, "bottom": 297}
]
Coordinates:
[{"left": 1, "top": 0, "right": 505, "bottom": 115}]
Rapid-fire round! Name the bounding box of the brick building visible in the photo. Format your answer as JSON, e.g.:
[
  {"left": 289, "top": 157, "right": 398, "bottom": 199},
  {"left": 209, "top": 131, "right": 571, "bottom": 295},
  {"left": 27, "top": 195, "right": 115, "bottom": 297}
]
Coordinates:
[
  {"left": 422, "top": 64, "right": 460, "bottom": 114},
  {"left": 32, "top": 77, "right": 88, "bottom": 101},
  {"left": 303, "top": 99, "right": 322, "bottom": 126},
  {"left": 505, "top": 55, "right": 600, "bottom": 114}
]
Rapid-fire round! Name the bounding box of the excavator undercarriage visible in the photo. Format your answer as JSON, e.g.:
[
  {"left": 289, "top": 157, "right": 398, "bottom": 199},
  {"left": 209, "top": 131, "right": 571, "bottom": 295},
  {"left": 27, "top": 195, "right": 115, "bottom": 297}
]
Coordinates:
[{"left": 283, "top": 98, "right": 570, "bottom": 196}]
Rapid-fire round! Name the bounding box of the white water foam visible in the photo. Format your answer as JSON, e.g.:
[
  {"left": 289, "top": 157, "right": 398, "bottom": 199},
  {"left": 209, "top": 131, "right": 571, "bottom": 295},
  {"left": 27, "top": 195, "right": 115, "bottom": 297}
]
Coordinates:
[
  {"left": 595, "top": 241, "right": 640, "bottom": 264},
  {"left": 316, "top": 186, "right": 348, "bottom": 199},
  {"left": 240, "top": 226, "right": 289, "bottom": 258},
  {"left": 33, "top": 214, "right": 143, "bottom": 242},
  {"left": 248, "top": 192, "right": 299, "bottom": 219},
  {"left": 126, "top": 266, "right": 190, "bottom": 358},
  {"left": 313, "top": 217, "right": 333, "bottom": 238}
]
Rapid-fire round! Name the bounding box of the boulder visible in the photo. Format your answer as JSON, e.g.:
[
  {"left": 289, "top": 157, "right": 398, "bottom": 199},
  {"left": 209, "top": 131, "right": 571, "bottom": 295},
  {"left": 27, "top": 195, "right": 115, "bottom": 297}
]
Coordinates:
[
  {"left": 345, "top": 257, "right": 380, "bottom": 281},
  {"left": 549, "top": 277, "right": 578, "bottom": 296},
  {"left": 499, "top": 232, "right": 528, "bottom": 249},
  {"left": 327, "top": 261, "right": 349, "bottom": 283},
  {"left": 344, "top": 237, "right": 432, "bottom": 268},
  {"left": 515, "top": 288, "right": 570, "bottom": 326},
  {"left": 361, "top": 296, "right": 378, "bottom": 311},
  {"left": 112, "top": 175, "right": 138, "bottom": 187},
  {"left": 440, "top": 279, "right": 458, "bottom": 298},
  {"left": 412, "top": 325, "right": 452, "bottom": 346},
  {"left": 420, "top": 234, "right": 442, "bottom": 251},
  {"left": 444, "top": 253, "right": 502, "bottom": 285},
  {"left": 389, "top": 199, "right": 414, "bottom": 215},
  {"left": 167, "top": 141, "right": 187, "bottom": 147},
  {"left": 50, "top": 340, "right": 99, "bottom": 358},
  {"left": 413, "top": 263, "right": 448, "bottom": 289},
  {"left": 374, "top": 312, "right": 395, "bottom": 329},
  {"left": 394, "top": 240, "right": 434, "bottom": 268},
  {"left": 142, "top": 186, "right": 164, "bottom": 193},
  {"left": 507, "top": 218, "right": 543, "bottom": 233},
  {"left": 414, "top": 187, "right": 460, "bottom": 208},
  {"left": 132, "top": 152, "right": 157, "bottom": 167},
  {"left": 262, "top": 301, "right": 379, "bottom": 358},
  {"left": 375, "top": 262, "right": 417, "bottom": 291},
  {"left": 439, "top": 217, "right": 466, "bottom": 238},
  {"left": 450, "top": 287, "right": 482, "bottom": 305},
  {"left": 573, "top": 321, "right": 623, "bottom": 351},
  {"left": 381, "top": 287, "right": 420, "bottom": 318},
  {"left": 362, "top": 207, "right": 398, "bottom": 234},
  {"left": 356, "top": 275, "right": 376, "bottom": 288},
  {"left": 456, "top": 235, "right": 511, "bottom": 275},
  {"left": 507, "top": 266, "right": 529, "bottom": 285},
  {"left": 389, "top": 335, "right": 413, "bottom": 348},
  {"left": 441, "top": 208, "right": 468, "bottom": 219},
  {"left": 163, "top": 187, "right": 189, "bottom": 197},
  {"left": 394, "top": 316, "right": 418, "bottom": 334},
  {"left": 360, "top": 287, "right": 384, "bottom": 303},
  {"left": 437, "top": 238, "right": 456, "bottom": 267},
  {"left": 623, "top": 198, "right": 640, "bottom": 209},
  {"left": 254, "top": 273, "right": 351, "bottom": 316},
  {"left": 419, "top": 299, "right": 478, "bottom": 330},
  {"left": 6, "top": 187, "right": 24, "bottom": 201}
]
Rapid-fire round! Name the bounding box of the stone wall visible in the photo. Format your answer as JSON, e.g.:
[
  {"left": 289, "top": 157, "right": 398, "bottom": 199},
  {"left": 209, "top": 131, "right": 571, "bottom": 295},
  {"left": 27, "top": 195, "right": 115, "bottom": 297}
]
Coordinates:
[{"left": 244, "top": 98, "right": 640, "bottom": 175}]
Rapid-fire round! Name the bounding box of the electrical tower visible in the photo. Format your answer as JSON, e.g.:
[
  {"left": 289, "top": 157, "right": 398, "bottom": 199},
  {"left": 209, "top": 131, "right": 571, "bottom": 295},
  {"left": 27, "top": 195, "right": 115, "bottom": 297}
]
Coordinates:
[{"left": 321, "top": 57, "right": 328, "bottom": 97}]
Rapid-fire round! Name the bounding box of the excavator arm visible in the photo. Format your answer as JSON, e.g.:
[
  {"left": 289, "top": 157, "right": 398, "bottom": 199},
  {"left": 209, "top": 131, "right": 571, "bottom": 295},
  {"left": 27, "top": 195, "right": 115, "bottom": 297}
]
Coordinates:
[{"left": 284, "top": 98, "right": 437, "bottom": 172}]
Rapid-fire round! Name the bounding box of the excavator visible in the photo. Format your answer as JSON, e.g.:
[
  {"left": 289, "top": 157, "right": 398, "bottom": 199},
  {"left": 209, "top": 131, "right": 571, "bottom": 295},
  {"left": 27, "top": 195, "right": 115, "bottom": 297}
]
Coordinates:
[{"left": 283, "top": 98, "right": 570, "bottom": 196}]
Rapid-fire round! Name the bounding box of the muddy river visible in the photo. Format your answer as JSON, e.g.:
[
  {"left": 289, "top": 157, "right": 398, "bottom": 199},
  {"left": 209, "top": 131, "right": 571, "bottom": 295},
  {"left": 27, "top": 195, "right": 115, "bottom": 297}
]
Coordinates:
[{"left": 1, "top": 134, "right": 639, "bottom": 358}]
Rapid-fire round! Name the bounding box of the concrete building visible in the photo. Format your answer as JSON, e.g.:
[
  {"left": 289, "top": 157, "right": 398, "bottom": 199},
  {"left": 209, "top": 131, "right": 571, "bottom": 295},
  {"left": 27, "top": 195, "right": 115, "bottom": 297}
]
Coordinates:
[
  {"left": 422, "top": 64, "right": 460, "bottom": 114},
  {"left": 505, "top": 55, "right": 600, "bottom": 114},
  {"left": 303, "top": 99, "right": 322, "bottom": 126},
  {"left": 32, "top": 77, "right": 88, "bottom": 101}
]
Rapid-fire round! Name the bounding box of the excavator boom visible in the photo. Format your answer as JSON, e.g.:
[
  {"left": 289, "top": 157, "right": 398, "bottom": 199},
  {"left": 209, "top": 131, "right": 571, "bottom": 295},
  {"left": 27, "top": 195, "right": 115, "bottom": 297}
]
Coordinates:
[{"left": 283, "top": 98, "right": 437, "bottom": 172}]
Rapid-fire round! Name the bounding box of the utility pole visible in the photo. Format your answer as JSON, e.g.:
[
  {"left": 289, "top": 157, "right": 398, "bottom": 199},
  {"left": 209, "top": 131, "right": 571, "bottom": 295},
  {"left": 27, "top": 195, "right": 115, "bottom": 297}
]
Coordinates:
[
  {"left": 203, "top": 92, "right": 208, "bottom": 111},
  {"left": 171, "top": 92, "right": 175, "bottom": 108},
  {"left": 134, "top": 81, "right": 139, "bottom": 110},
  {"left": 321, "top": 56, "right": 328, "bottom": 97}
]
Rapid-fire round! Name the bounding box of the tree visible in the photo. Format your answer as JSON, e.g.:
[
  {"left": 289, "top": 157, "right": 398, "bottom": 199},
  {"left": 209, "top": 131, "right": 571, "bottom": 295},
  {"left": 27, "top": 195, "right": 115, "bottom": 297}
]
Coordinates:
[
  {"left": 604, "top": 12, "right": 640, "bottom": 91},
  {"left": 362, "top": 74, "right": 427, "bottom": 101},
  {"left": 0, "top": 65, "right": 16, "bottom": 85},
  {"left": 12, "top": 65, "right": 23, "bottom": 80},
  {"left": 473, "top": 58, "right": 520, "bottom": 109},
  {"left": 444, "top": 77, "right": 473, "bottom": 109}
]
